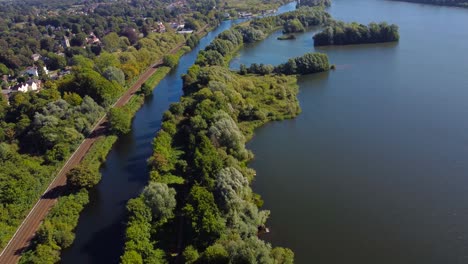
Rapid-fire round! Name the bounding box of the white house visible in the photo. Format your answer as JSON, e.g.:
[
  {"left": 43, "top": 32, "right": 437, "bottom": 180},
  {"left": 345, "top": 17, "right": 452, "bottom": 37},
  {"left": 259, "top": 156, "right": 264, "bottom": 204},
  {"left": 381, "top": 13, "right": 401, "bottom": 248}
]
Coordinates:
[
  {"left": 177, "top": 30, "right": 194, "bottom": 34},
  {"left": 27, "top": 79, "right": 40, "bottom": 91},
  {"left": 31, "top": 54, "right": 41, "bottom": 62},
  {"left": 170, "top": 22, "right": 185, "bottom": 30},
  {"left": 11, "top": 79, "right": 41, "bottom": 93}
]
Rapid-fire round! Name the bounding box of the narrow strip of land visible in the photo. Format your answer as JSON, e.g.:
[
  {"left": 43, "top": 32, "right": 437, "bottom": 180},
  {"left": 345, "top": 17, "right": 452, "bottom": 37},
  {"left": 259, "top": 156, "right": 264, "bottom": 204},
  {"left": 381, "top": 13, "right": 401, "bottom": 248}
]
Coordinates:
[{"left": 0, "top": 27, "right": 206, "bottom": 262}]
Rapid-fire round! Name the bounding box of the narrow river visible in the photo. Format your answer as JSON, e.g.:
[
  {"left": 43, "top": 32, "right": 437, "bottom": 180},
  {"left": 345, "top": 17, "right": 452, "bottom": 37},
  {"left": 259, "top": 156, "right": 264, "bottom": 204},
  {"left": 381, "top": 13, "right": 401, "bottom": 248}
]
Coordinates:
[
  {"left": 231, "top": 0, "right": 468, "bottom": 263},
  {"left": 60, "top": 2, "right": 297, "bottom": 263}
]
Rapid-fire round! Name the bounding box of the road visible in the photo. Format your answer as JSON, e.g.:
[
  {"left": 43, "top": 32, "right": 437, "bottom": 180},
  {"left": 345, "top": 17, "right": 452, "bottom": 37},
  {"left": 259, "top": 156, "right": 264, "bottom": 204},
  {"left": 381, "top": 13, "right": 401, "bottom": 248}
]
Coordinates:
[{"left": 0, "top": 39, "right": 189, "bottom": 264}]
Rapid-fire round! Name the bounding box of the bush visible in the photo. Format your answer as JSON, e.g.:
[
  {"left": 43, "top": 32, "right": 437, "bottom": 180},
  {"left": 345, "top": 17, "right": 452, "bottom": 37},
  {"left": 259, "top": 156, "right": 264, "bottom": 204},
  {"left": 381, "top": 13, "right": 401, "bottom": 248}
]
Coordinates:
[
  {"left": 163, "top": 54, "right": 179, "bottom": 69},
  {"left": 182, "top": 245, "right": 199, "bottom": 264},
  {"left": 108, "top": 107, "right": 132, "bottom": 135},
  {"left": 140, "top": 82, "right": 153, "bottom": 97},
  {"left": 67, "top": 165, "right": 101, "bottom": 189},
  {"left": 275, "top": 52, "right": 330, "bottom": 75},
  {"left": 283, "top": 19, "right": 305, "bottom": 33}
]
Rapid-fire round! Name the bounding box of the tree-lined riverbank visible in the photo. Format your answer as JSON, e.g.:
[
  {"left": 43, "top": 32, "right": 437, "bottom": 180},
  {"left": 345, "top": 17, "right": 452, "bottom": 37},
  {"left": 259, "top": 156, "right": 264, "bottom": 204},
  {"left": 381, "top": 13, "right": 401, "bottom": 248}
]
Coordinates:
[{"left": 121, "top": 6, "right": 332, "bottom": 263}]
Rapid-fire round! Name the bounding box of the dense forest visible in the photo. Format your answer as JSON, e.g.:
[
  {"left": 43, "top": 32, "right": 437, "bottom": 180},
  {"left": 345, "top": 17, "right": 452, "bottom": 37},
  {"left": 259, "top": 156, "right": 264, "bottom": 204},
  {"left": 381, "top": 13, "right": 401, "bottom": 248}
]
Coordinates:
[
  {"left": 313, "top": 21, "right": 400, "bottom": 46},
  {"left": 120, "top": 7, "right": 331, "bottom": 264}
]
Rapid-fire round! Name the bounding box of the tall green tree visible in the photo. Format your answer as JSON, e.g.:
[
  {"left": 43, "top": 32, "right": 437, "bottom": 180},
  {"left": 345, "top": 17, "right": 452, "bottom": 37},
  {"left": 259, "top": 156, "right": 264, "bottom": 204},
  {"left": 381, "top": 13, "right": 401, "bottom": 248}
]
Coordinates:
[
  {"left": 67, "top": 165, "right": 101, "bottom": 189},
  {"left": 108, "top": 107, "right": 132, "bottom": 135},
  {"left": 140, "top": 82, "right": 153, "bottom": 97},
  {"left": 183, "top": 186, "right": 226, "bottom": 247},
  {"left": 141, "top": 182, "right": 176, "bottom": 222},
  {"left": 163, "top": 54, "right": 179, "bottom": 69}
]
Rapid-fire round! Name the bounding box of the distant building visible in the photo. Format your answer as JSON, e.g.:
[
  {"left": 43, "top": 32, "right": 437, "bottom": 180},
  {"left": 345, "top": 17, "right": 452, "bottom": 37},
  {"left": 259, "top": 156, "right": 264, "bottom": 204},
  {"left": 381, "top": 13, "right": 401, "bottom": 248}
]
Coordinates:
[
  {"left": 24, "top": 66, "right": 39, "bottom": 77},
  {"left": 153, "top": 22, "right": 166, "bottom": 33},
  {"left": 238, "top": 12, "right": 253, "bottom": 18},
  {"left": 23, "top": 66, "right": 49, "bottom": 77},
  {"left": 63, "top": 36, "right": 71, "bottom": 48},
  {"left": 177, "top": 30, "right": 194, "bottom": 34},
  {"left": 11, "top": 79, "right": 41, "bottom": 93},
  {"left": 170, "top": 22, "right": 185, "bottom": 30},
  {"left": 86, "top": 32, "right": 101, "bottom": 45},
  {"left": 31, "top": 54, "right": 41, "bottom": 62}
]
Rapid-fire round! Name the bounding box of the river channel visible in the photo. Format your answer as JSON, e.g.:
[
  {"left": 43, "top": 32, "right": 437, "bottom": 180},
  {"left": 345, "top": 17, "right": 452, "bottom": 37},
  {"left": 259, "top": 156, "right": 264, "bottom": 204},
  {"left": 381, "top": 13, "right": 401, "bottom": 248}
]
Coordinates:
[
  {"left": 231, "top": 0, "right": 468, "bottom": 263},
  {"left": 60, "top": 2, "right": 297, "bottom": 263}
]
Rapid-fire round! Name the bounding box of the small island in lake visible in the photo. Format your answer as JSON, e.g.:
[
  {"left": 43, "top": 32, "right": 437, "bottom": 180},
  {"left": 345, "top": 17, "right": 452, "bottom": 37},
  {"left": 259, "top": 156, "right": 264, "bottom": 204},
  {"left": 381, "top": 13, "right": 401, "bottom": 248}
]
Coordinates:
[
  {"left": 278, "top": 34, "right": 296, "bottom": 40},
  {"left": 313, "top": 21, "right": 400, "bottom": 46}
]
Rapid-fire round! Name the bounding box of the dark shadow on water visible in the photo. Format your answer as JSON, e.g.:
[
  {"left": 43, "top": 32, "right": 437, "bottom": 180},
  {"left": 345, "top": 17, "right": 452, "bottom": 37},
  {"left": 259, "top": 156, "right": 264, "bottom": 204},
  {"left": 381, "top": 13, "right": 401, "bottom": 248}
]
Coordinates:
[
  {"left": 125, "top": 153, "right": 152, "bottom": 163},
  {"left": 117, "top": 199, "right": 130, "bottom": 207},
  {"left": 134, "top": 132, "right": 158, "bottom": 142},
  {"left": 81, "top": 219, "right": 125, "bottom": 264},
  {"left": 297, "top": 70, "right": 331, "bottom": 83},
  {"left": 126, "top": 172, "right": 148, "bottom": 183},
  {"left": 147, "top": 120, "right": 163, "bottom": 127},
  {"left": 124, "top": 162, "right": 146, "bottom": 174},
  {"left": 314, "top": 41, "right": 399, "bottom": 52}
]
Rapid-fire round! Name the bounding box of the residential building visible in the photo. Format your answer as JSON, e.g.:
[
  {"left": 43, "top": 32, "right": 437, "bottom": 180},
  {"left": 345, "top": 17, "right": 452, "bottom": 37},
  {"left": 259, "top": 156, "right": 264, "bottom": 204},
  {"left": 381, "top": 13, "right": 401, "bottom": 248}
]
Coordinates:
[
  {"left": 31, "top": 54, "right": 41, "bottom": 62},
  {"left": 11, "top": 79, "right": 41, "bottom": 93}
]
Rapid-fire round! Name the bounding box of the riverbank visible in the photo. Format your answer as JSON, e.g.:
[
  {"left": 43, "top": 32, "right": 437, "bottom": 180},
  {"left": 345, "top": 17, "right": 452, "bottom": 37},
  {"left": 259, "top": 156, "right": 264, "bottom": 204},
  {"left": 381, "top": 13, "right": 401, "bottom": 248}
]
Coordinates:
[
  {"left": 122, "top": 59, "right": 303, "bottom": 264},
  {"left": 52, "top": 2, "right": 300, "bottom": 263},
  {"left": 58, "top": 18, "right": 263, "bottom": 264},
  {"left": 120, "top": 6, "right": 332, "bottom": 263},
  {"left": 278, "top": 34, "right": 296, "bottom": 40}
]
